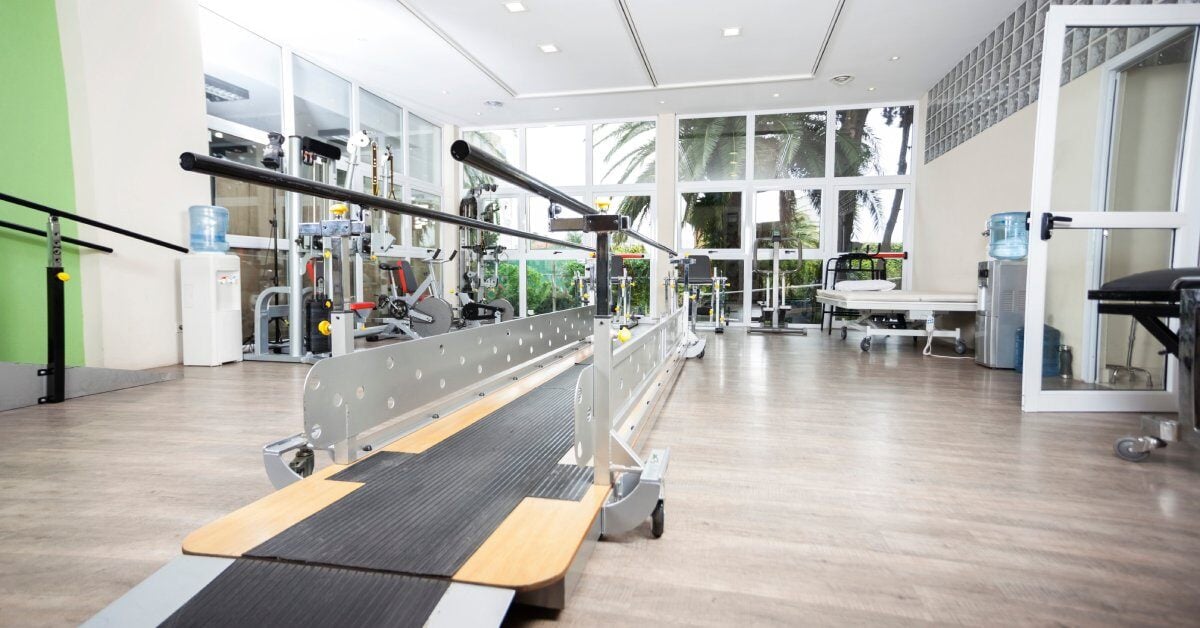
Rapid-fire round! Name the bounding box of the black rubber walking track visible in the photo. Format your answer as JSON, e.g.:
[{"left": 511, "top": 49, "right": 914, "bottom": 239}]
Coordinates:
[
  {"left": 161, "top": 360, "right": 596, "bottom": 627},
  {"left": 160, "top": 559, "right": 448, "bottom": 628}
]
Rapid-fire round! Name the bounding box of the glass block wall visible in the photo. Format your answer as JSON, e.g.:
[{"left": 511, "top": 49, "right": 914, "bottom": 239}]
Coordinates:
[{"left": 925, "top": 0, "right": 1198, "bottom": 162}]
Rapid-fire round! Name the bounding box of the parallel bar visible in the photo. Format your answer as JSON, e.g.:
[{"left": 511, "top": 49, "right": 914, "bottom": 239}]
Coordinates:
[
  {"left": 0, "top": 192, "right": 188, "bottom": 253},
  {"left": 178, "top": 152, "right": 594, "bottom": 253},
  {"left": 449, "top": 140, "right": 678, "bottom": 256},
  {"left": 0, "top": 219, "right": 114, "bottom": 253}
]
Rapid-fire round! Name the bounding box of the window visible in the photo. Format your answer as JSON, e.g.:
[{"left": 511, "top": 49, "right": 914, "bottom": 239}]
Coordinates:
[
  {"left": 209, "top": 131, "right": 282, "bottom": 238},
  {"left": 474, "top": 195, "right": 521, "bottom": 251},
  {"left": 754, "top": 112, "right": 826, "bottom": 179},
  {"left": 410, "top": 190, "right": 442, "bottom": 249},
  {"left": 595, "top": 194, "right": 653, "bottom": 252},
  {"left": 678, "top": 116, "right": 747, "bottom": 182},
  {"left": 293, "top": 57, "right": 351, "bottom": 148},
  {"left": 837, "top": 188, "right": 905, "bottom": 285},
  {"left": 834, "top": 106, "right": 914, "bottom": 177},
  {"left": 199, "top": 10, "right": 282, "bottom": 133},
  {"left": 463, "top": 129, "right": 518, "bottom": 188},
  {"left": 526, "top": 125, "right": 586, "bottom": 186},
  {"left": 357, "top": 90, "right": 405, "bottom": 163},
  {"left": 526, "top": 260, "right": 587, "bottom": 315},
  {"left": 593, "top": 121, "right": 655, "bottom": 184},
  {"left": 408, "top": 113, "right": 441, "bottom": 185},
  {"left": 680, "top": 192, "right": 742, "bottom": 250},
  {"left": 529, "top": 196, "right": 584, "bottom": 251},
  {"left": 754, "top": 189, "right": 821, "bottom": 250}
]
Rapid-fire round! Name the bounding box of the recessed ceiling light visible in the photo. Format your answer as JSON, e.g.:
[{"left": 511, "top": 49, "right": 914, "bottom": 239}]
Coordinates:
[
  {"left": 213, "top": 131, "right": 224, "bottom": 139},
  {"left": 539, "top": 43, "right": 559, "bottom": 53},
  {"left": 658, "top": 100, "right": 666, "bottom": 104},
  {"left": 441, "top": 89, "right": 449, "bottom": 94},
  {"left": 475, "top": 112, "right": 482, "bottom": 116},
  {"left": 504, "top": 2, "right": 527, "bottom": 12},
  {"left": 772, "top": 93, "right": 780, "bottom": 98},
  {"left": 868, "top": 86, "right": 876, "bottom": 91},
  {"left": 890, "top": 55, "right": 900, "bottom": 61},
  {"left": 553, "top": 106, "right": 561, "bottom": 111},
  {"left": 722, "top": 27, "right": 741, "bottom": 37}
]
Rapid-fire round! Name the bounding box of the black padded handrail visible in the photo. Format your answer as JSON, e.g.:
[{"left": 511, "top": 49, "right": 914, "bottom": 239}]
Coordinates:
[
  {"left": 0, "top": 192, "right": 187, "bottom": 253},
  {"left": 179, "top": 152, "right": 594, "bottom": 253},
  {"left": 450, "top": 140, "right": 677, "bottom": 256}
]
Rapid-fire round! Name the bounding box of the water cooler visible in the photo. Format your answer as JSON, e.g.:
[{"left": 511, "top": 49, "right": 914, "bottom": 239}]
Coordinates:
[
  {"left": 181, "top": 254, "right": 242, "bottom": 366},
  {"left": 181, "top": 205, "right": 241, "bottom": 366},
  {"left": 976, "top": 261, "right": 1028, "bottom": 368}
]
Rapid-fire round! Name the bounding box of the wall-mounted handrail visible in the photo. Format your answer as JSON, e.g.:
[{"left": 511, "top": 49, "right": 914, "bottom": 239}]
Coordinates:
[
  {"left": 0, "top": 219, "right": 113, "bottom": 253},
  {"left": 178, "top": 152, "right": 595, "bottom": 253},
  {"left": 0, "top": 192, "right": 188, "bottom": 253},
  {"left": 449, "top": 140, "right": 678, "bottom": 257}
]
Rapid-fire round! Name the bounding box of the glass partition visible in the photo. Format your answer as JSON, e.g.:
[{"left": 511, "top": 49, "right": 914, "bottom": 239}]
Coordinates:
[
  {"left": 199, "top": 10, "right": 282, "bottom": 133},
  {"left": 408, "top": 113, "right": 441, "bottom": 185},
  {"left": 293, "top": 57, "right": 351, "bottom": 149}
]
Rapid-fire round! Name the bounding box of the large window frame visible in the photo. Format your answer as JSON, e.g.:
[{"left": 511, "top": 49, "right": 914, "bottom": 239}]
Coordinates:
[
  {"left": 460, "top": 117, "right": 658, "bottom": 317},
  {"left": 676, "top": 103, "right": 918, "bottom": 326},
  {"left": 201, "top": 9, "right": 449, "bottom": 263}
]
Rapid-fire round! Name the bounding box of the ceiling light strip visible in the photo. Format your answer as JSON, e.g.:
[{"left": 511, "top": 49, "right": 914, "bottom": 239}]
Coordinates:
[
  {"left": 810, "top": 0, "right": 846, "bottom": 75},
  {"left": 615, "top": 0, "right": 657, "bottom": 86},
  {"left": 393, "top": 0, "right": 518, "bottom": 97},
  {"left": 514, "top": 72, "right": 814, "bottom": 99}
]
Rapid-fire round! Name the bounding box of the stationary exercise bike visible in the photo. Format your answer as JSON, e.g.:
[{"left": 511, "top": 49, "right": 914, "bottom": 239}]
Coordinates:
[{"left": 375, "top": 249, "right": 457, "bottom": 338}]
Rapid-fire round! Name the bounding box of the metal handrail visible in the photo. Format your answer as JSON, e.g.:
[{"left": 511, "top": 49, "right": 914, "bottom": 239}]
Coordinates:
[
  {"left": 449, "top": 140, "right": 678, "bottom": 257},
  {"left": 0, "top": 218, "right": 113, "bottom": 253},
  {"left": 0, "top": 192, "right": 186, "bottom": 253},
  {"left": 178, "top": 152, "right": 595, "bottom": 253}
]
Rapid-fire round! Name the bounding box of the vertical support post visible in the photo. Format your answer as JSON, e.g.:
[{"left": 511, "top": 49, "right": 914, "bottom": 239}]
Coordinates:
[
  {"left": 771, "top": 240, "right": 781, "bottom": 329},
  {"left": 286, "top": 135, "right": 305, "bottom": 358},
  {"left": 592, "top": 232, "right": 612, "bottom": 487},
  {"left": 42, "top": 216, "right": 66, "bottom": 404}
]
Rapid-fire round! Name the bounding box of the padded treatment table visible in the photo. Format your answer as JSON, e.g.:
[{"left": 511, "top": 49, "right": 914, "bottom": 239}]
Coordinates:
[
  {"left": 1088, "top": 267, "right": 1200, "bottom": 461},
  {"left": 86, "top": 348, "right": 613, "bottom": 627},
  {"left": 816, "top": 289, "right": 977, "bottom": 353}
]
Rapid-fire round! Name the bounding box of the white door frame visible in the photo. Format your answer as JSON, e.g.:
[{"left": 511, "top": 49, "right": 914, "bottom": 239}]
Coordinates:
[{"left": 1023, "top": 4, "right": 1200, "bottom": 412}]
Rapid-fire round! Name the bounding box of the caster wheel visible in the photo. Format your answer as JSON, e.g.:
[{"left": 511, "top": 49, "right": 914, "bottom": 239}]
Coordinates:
[
  {"left": 715, "top": 328, "right": 724, "bottom": 335},
  {"left": 697, "top": 349, "right": 705, "bottom": 359},
  {"left": 860, "top": 337, "right": 872, "bottom": 352},
  {"left": 954, "top": 340, "right": 968, "bottom": 355},
  {"left": 650, "top": 499, "right": 664, "bottom": 538},
  {"left": 1114, "top": 437, "right": 1150, "bottom": 462},
  {"left": 840, "top": 327, "right": 848, "bottom": 340},
  {"left": 288, "top": 447, "right": 315, "bottom": 477}
]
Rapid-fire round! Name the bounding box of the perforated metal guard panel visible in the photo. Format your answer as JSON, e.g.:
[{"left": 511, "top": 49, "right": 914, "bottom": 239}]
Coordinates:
[
  {"left": 158, "top": 559, "right": 447, "bottom": 628},
  {"left": 528, "top": 464, "right": 593, "bottom": 501},
  {"left": 248, "top": 365, "right": 588, "bottom": 577}
]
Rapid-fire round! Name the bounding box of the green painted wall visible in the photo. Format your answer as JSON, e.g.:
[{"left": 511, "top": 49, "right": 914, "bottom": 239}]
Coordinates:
[{"left": 0, "top": 0, "right": 85, "bottom": 365}]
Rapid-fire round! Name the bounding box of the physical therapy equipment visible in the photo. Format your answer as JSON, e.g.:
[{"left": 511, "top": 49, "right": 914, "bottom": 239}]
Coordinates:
[
  {"left": 0, "top": 192, "right": 184, "bottom": 411},
  {"left": 817, "top": 289, "right": 975, "bottom": 354},
  {"left": 89, "top": 143, "right": 687, "bottom": 625},
  {"left": 748, "top": 232, "right": 806, "bottom": 335},
  {"left": 1088, "top": 267, "right": 1200, "bottom": 462}
]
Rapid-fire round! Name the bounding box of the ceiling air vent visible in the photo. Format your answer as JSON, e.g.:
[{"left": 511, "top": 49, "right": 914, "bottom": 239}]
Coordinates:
[{"left": 829, "top": 74, "right": 854, "bottom": 86}]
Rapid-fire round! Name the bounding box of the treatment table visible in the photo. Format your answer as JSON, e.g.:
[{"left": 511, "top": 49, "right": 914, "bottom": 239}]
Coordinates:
[{"left": 816, "top": 289, "right": 977, "bottom": 354}]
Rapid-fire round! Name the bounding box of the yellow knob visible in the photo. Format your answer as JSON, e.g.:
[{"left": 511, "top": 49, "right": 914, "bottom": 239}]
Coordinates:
[
  {"left": 616, "top": 327, "right": 633, "bottom": 343},
  {"left": 317, "top": 320, "right": 332, "bottom": 336},
  {"left": 370, "top": 255, "right": 377, "bottom": 261},
  {"left": 330, "top": 203, "right": 349, "bottom": 217},
  {"left": 324, "top": 300, "right": 332, "bottom": 308},
  {"left": 56, "top": 272, "right": 70, "bottom": 282},
  {"left": 323, "top": 250, "right": 332, "bottom": 259},
  {"left": 596, "top": 200, "right": 611, "bottom": 211}
]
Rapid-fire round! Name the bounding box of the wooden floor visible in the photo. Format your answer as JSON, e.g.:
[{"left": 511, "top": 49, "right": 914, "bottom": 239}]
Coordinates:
[{"left": 2, "top": 330, "right": 1199, "bottom": 626}]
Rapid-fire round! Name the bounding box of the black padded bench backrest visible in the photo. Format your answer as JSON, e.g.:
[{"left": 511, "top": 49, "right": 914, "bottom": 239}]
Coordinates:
[
  {"left": 684, "top": 255, "right": 713, "bottom": 285},
  {"left": 1099, "top": 267, "right": 1200, "bottom": 298}
]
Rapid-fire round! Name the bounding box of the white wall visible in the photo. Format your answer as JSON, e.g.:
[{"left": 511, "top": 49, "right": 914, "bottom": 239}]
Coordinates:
[{"left": 57, "top": 0, "right": 210, "bottom": 369}]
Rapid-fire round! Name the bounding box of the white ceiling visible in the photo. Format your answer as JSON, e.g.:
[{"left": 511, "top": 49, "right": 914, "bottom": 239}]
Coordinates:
[{"left": 198, "top": 0, "right": 1025, "bottom": 127}]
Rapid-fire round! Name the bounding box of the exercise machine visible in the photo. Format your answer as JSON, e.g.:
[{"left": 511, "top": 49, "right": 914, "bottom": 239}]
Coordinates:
[
  {"left": 457, "top": 184, "right": 516, "bottom": 325},
  {"left": 375, "top": 248, "right": 457, "bottom": 338},
  {"left": 610, "top": 253, "right": 643, "bottom": 329},
  {"left": 748, "top": 231, "right": 806, "bottom": 335}
]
